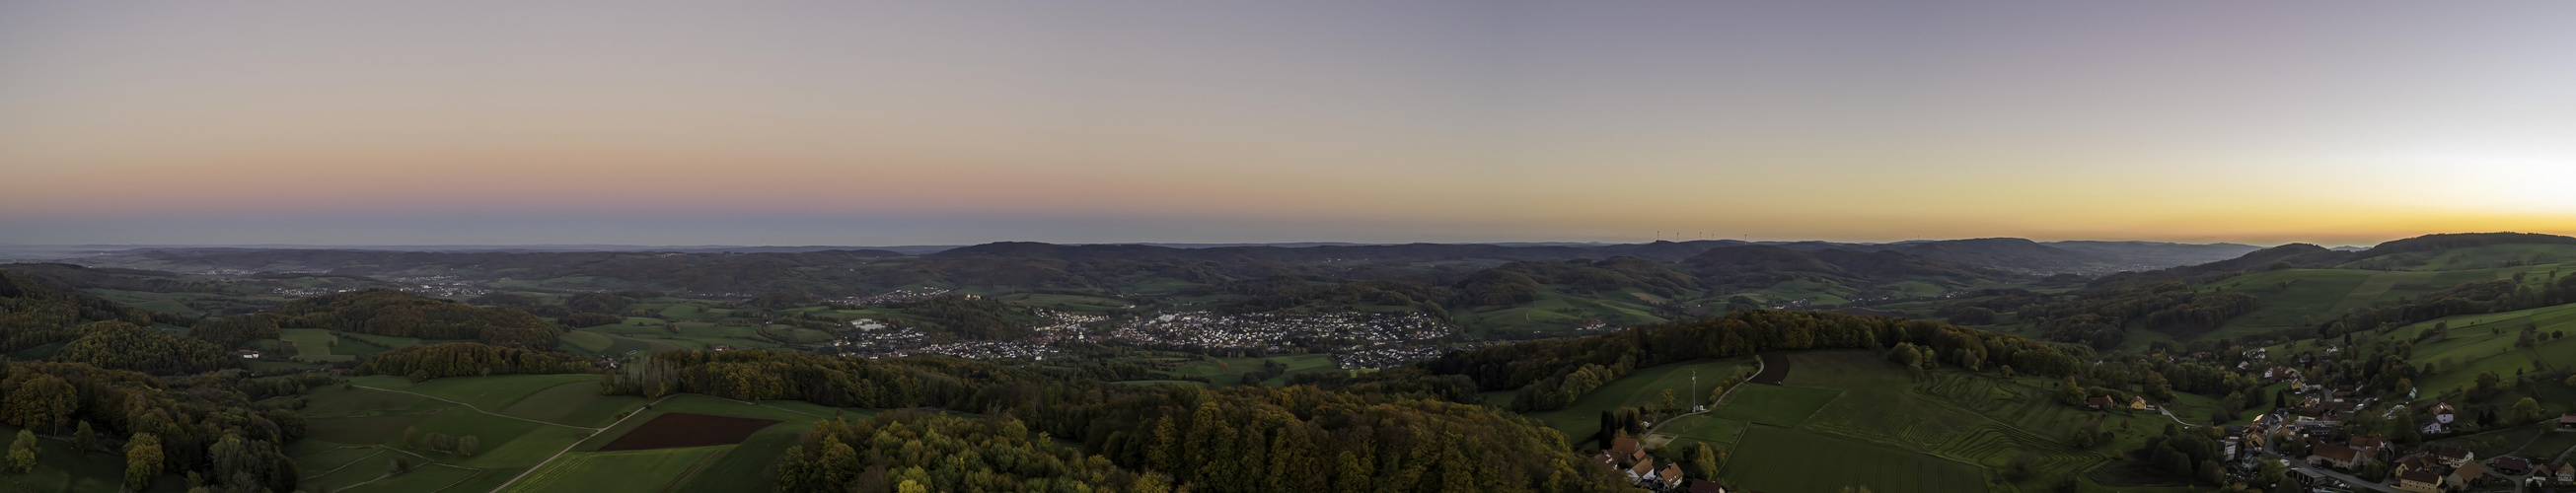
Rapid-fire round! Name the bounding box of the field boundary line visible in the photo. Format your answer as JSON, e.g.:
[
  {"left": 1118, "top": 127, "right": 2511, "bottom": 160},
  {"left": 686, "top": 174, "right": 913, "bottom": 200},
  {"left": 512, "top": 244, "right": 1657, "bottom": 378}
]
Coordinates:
[
  {"left": 485, "top": 393, "right": 682, "bottom": 493},
  {"left": 299, "top": 449, "right": 386, "bottom": 480},
  {"left": 353, "top": 385, "right": 602, "bottom": 430}
]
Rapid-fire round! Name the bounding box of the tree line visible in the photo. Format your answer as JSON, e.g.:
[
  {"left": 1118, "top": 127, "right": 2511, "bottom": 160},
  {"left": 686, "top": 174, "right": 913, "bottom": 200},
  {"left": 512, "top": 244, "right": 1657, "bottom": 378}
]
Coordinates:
[
  {"left": 355, "top": 342, "right": 601, "bottom": 380},
  {"left": 607, "top": 350, "right": 1633, "bottom": 493},
  {"left": 0, "top": 360, "right": 306, "bottom": 492}
]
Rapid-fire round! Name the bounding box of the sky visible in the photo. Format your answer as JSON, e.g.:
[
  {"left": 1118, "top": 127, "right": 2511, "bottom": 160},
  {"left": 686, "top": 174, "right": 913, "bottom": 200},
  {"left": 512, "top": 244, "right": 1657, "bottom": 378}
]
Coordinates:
[{"left": 4, "top": 1, "right": 2573, "bottom": 247}]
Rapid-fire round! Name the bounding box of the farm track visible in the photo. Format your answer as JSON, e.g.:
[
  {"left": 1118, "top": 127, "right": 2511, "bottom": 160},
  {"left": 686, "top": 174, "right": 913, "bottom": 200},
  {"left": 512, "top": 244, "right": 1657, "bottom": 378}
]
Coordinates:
[{"left": 484, "top": 393, "right": 681, "bottom": 492}]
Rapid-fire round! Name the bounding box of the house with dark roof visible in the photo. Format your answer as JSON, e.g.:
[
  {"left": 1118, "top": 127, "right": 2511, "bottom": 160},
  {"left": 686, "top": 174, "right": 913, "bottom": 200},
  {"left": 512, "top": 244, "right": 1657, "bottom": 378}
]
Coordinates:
[
  {"left": 2431, "top": 445, "right": 2475, "bottom": 467},
  {"left": 2086, "top": 396, "right": 2114, "bottom": 410},
  {"left": 2396, "top": 468, "right": 2444, "bottom": 493},
  {"left": 1686, "top": 479, "right": 1726, "bottom": 493},
  {"left": 2560, "top": 413, "right": 2576, "bottom": 430},
  {"left": 2308, "top": 441, "right": 2362, "bottom": 469},
  {"left": 2496, "top": 457, "right": 2534, "bottom": 475}
]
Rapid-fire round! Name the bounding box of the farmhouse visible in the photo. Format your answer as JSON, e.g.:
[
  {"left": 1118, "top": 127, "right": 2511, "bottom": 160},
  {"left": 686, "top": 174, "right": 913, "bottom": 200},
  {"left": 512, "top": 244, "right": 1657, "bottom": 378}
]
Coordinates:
[
  {"left": 2447, "top": 460, "right": 2487, "bottom": 490},
  {"left": 2560, "top": 413, "right": 2576, "bottom": 430},
  {"left": 2086, "top": 396, "right": 2114, "bottom": 410},
  {"left": 2494, "top": 457, "right": 2532, "bottom": 475},
  {"left": 2432, "top": 402, "right": 2458, "bottom": 425},
  {"left": 2308, "top": 441, "right": 2361, "bottom": 469},
  {"left": 2396, "top": 469, "right": 2444, "bottom": 493},
  {"left": 1685, "top": 479, "right": 1726, "bottom": 493},
  {"left": 236, "top": 349, "right": 262, "bottom": 359},
  {"left": 2129, "top": 396, "right": 2150, "bottom": 411},
  {"left": 2349, "top": 436, "right": 2391, "bottom": 459},
  {"left": 2430, "top": 445, "right": 2475, "bottom": 467},
  {"left": 1656, "top": 463, "right": 1683, "bottom": 487},
  {"left": 1627, "top": 458, "right": 1656, "bottom": 481},
  {"left": 2536, "top": 462, "right": 2576, "bottom": 485}
]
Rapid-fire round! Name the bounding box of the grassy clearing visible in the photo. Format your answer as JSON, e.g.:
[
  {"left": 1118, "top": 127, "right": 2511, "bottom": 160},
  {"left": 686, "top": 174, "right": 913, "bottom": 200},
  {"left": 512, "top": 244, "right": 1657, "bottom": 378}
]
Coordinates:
[
  {"left": 1722, "top": 425, "right": 1986, "bottom": 493},
  {"left": 280, "top": 328, "right": 353, "bottom": 362},
  {"left": 1519, "top": 358, "right": 1758, "bottom": 447}
]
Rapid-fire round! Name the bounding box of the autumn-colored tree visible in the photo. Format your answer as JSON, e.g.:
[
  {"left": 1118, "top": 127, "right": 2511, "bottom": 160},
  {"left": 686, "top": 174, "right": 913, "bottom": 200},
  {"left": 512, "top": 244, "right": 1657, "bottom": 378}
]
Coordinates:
[
  {"left": 7, "top": 429, "right": 37, "bottom": 473},
  {"left": 124, "top": 433, "right": 162, "bottom": 488}
]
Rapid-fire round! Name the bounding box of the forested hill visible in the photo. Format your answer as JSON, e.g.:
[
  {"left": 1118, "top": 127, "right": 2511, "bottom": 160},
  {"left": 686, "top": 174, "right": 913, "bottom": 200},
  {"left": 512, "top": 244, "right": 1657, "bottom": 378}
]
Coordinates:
[{"left": 0, "top": 270, "right": 184, "bottom": 354}]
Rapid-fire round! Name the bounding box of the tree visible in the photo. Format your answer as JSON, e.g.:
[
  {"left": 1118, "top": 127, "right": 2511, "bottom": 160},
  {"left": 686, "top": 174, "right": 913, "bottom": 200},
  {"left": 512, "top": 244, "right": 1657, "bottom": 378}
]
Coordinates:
[
  {"left": 2514, "top": 398, "right": 2543, "bottom": 425},
  {"left": 72, "top": 421, "right": 95, "bottom": 454},
  {"left": 426, "top": 432, "right": 452, "bottom": 452},
  {"left": 7, "top": 429, "right": 37, "bottom": 473},
  {"left": 2060, "top": 377, "right": 2086, "bottom": 406},
  {"left": 897, "top": 479, "right": 928, "bottom": 493},
  {"left": 1690, "top": 443, "right": 1725, "bottom": 477},
  {"left": 1658, "top": 388, "right": 1679, "bottom": 412},
  {"left": 124, "top": 433, "right": 162, "bottom": 488},
  {"left": 458, "top": 436, "right": 480, "bottom": 457},
  {"left": 389, "top": 457, "right": 410, "bottom": 474},
  {"left": 3, "top": 375, "right": 75, "bottom": 432}
]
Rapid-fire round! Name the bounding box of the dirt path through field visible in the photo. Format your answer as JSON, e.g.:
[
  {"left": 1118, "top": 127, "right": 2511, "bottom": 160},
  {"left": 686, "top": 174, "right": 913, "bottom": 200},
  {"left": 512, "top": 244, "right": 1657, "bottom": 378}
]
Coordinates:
[{"left": 484, "top": 393, "right": 681, "bottom": 492}]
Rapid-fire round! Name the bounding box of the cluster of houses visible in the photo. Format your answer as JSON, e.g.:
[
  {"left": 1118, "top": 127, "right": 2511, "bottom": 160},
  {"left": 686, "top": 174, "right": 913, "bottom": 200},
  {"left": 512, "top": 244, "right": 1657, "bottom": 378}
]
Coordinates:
[
  {"left": 1107, "top": 311, "right": 1450, "bottom": 352},
  {"left": 2248, "top": 409, "right": 2576, "bottom": 492},
  {"left": 1591, "top": 438, "right": 1727, "bottom": 493}
]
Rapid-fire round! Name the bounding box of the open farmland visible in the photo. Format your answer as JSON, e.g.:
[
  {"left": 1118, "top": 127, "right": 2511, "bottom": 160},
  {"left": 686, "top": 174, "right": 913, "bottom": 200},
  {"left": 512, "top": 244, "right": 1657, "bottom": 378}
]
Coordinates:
[{"left": 1721, "top": 425, "right": 1985, "bottom": 493}]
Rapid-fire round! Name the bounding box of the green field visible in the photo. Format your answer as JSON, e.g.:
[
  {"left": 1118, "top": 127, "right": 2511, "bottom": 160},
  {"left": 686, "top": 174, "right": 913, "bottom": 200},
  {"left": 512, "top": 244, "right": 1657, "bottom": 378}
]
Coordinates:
[
  {"left": 501, "top": 446, "right": 727, "bottom": 493},
  {"left": 280, "top": 328, "right": 353, "bottom": 362},
  {"left": 285, "top": 374, "right": 655, "bottom": 493},
  {"left": 1722, "top": 425, "right": 1986, "bottom": 493},
  {"left": 1515, "top": 358, "right": 1758, "bottom": 447},
  {"left": 1702, "top": 384, "right": 1840, "bottom": 427}
]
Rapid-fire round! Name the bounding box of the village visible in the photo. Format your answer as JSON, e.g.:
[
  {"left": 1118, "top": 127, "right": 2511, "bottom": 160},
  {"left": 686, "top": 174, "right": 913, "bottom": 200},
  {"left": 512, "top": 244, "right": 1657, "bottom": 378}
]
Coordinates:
[
  {"left": 2080, "top": 358, "right": 2576, "bottom": 493},
  {"left": 1104, "top": 311, "right": 1452, "bottom": 353}
]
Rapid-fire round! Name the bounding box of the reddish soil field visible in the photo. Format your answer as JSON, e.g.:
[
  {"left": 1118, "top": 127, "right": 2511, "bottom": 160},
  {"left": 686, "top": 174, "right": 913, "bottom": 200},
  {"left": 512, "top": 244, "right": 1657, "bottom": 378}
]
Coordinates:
[
  {"left": 1749, "top": 353, "right": 1791, "bottom": 385},
  {"left": 597, "top": 412, "right": 783, "bottom": 451}
]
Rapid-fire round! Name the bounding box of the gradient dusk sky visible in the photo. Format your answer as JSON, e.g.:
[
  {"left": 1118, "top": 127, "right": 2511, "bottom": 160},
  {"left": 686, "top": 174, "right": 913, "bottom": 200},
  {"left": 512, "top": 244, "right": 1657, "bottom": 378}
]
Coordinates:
[{"left": 4, "top": 1, "right": 2572, "bottom": 246}]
